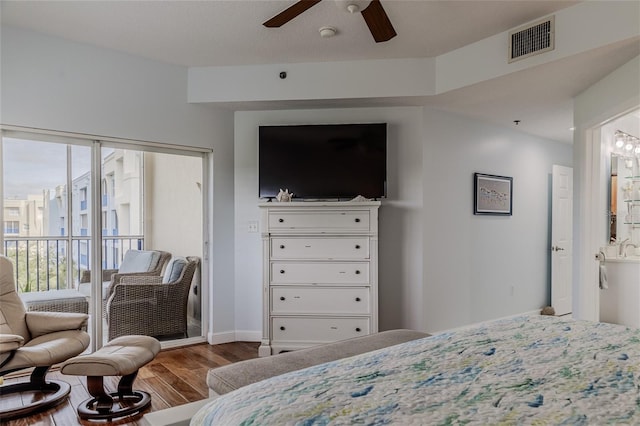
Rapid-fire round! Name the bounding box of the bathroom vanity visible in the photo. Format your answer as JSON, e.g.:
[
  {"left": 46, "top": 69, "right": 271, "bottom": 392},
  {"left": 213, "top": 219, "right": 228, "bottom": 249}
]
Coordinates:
[{"left": 599, "top": 257, "right": 640, "bottom": 327}]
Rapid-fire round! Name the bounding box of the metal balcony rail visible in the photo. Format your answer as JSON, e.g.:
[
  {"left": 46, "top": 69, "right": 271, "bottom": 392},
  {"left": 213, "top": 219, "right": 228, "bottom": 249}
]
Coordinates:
[{"left": 3, "top": 235, "right": 144, "bottom": 293}]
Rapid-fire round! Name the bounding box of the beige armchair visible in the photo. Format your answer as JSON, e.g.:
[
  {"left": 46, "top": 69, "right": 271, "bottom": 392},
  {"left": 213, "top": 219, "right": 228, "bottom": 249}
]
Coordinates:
[
  {"left": 0, "top": 255, "right": 90, "bottom": 420},
  {"left": 106, "top": 256, "right": 199, "bottom": 341}
]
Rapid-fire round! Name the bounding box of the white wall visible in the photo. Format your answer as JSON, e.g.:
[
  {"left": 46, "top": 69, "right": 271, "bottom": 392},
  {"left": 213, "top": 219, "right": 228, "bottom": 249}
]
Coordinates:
[
  {"left": 233, "top": 107, "right": 424, "bottom": 336},
  {"left": 189, "top": 58, "right": 435, "bottom": 103},
  {"left": 423, "top": 108, "right": 573, "bottom": 333},
  {"left": 145, "top": 153, "right": 203, "bottom": 258},
  {"left": 0, "top": 26, "right": 224, "bottom": 148},
  {"left": 0, "top": 26, "right": 236, "bottom": 338}
]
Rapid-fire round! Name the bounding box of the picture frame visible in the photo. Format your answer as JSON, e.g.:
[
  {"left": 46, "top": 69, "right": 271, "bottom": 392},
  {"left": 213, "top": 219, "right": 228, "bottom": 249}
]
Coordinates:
[{"left": 474, "top": 173, "right": 513, "bottom": 215}]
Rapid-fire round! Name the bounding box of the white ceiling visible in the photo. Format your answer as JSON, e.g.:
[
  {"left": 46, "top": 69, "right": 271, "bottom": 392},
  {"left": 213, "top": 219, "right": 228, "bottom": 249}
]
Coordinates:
[{"left": 1, "top": 0, "right": 639, "bottom": 143}]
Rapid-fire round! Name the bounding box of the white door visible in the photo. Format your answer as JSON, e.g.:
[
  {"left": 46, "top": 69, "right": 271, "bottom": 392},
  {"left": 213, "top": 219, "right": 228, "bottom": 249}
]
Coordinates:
[{"left": 552, "top": 165, "right": 573, "bottom": 315}]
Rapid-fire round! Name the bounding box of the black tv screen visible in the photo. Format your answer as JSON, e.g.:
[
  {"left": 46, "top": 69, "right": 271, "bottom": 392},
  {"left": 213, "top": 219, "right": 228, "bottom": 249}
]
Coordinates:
[{"left": 259, "top": 123, "right": 387, "bottom": 200}]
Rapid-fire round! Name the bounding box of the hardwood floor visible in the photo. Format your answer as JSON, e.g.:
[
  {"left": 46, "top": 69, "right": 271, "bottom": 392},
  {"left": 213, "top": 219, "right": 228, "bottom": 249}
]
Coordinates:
[{"left": 1, "top": 341, "right": 260, "bottom": 426}]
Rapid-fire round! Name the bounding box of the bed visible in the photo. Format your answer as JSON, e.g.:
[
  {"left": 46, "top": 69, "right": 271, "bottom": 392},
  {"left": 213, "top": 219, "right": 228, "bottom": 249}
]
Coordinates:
[{"left": 191, "top": 315, "right": 640, "bottom": 425}]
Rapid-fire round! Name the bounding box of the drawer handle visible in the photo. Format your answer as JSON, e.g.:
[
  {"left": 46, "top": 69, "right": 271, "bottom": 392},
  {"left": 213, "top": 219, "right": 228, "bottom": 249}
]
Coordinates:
[
  {"left": 280, "top": 270, "right": 285, "bottom": 274},
  {"left": 355, "top": 245, "right": 361, "bottom": 249},
  {"left": 355, "top": 270, "right": 361, "bottom": 275},
  {"left": 279, "top": 245, "right": 285, "bottom": 249},
  {"left": 356, "top": 327, "right": 362, "bottom": 332},
  {"left": 355, "top": 297, "right": 361, "bottom": 302},
  {"left": 355, "top": 218, "right": 361, "bottom": 223},
  {"left": 278, "top": 218, "right": 284, "bottom": 223},
  {"left": 280, "top": 326, "right": 286, "bottom": 331},
  {"left": 280, "top": 296, "right": 286, "bottom": 301}
]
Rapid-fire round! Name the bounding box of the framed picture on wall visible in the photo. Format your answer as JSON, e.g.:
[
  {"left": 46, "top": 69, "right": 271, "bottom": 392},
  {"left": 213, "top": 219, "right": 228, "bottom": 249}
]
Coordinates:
[{"left": 474, "top": 173, "right": 513, "bottom": 215}]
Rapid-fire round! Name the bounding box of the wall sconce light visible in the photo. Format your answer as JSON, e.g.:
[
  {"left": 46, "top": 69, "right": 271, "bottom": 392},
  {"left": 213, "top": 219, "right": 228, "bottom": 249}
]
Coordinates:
[{"left": 613, "top": 130, "right": 640, "bottom": 159}]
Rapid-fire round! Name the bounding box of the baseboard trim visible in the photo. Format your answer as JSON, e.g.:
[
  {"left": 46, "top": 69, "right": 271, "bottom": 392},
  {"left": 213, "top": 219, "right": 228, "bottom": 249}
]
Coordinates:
[
  {"left": 207, "top": 331, "right": 235, "bottom": 345},
  {"left": 235, "top": 330, "right": 261, "bottom": 342},
  {"left": 207, "top": 330, "right": 261, "bottom": 345}
]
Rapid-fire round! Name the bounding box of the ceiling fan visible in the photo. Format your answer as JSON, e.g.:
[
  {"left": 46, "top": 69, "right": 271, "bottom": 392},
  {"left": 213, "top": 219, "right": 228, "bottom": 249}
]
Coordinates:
[{"left": 263, "top": 0, "right": 396, "bottom": 43}]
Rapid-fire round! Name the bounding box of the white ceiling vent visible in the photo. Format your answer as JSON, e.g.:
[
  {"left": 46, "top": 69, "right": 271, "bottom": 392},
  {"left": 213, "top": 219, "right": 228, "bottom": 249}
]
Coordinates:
[{"left": 508, "top": 16, "right": 555, "bottom": 63}]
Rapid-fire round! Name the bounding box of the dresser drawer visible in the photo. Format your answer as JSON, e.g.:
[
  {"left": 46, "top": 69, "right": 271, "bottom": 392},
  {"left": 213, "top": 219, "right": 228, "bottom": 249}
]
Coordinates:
[
  {"left": 272, "top": 317, "right": 370, "bottom": 342},
  {"left": 268, "top": 211, "right": 370, "bottom": 232},
  {"left": 271, "top": 262, "right": 369, "bottom": 284},
  {"left": 271, "top": 237, "right": 370, "bottom": 260},
  {"left": 272, "top": 287, "right": 370, "bottom": 314}
]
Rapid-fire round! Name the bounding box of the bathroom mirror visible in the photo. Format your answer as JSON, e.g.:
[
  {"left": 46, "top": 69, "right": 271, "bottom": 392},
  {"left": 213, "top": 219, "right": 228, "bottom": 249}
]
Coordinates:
[{"left": 605, "top": 110, "right": 640, "bottom": 252}]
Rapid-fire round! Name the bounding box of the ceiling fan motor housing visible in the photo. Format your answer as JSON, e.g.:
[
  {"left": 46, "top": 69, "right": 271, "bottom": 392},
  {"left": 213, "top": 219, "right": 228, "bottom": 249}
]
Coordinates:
[{"left": 335, "top": 0, "right": 372, "bottom": 14}]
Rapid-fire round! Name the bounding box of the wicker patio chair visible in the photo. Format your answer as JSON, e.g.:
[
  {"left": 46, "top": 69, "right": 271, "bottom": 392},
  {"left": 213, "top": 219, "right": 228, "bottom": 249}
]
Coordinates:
[
  {"left": 106, "top": 256, "right": 199, "bottom": 341},
  {"left": 78, "top": 250, "right": 171, "bottom": 312}
]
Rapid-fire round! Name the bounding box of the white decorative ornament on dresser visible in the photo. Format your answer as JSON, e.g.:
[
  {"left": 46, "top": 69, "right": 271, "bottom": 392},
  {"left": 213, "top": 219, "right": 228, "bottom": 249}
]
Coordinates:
[
  {"left": 276, "top": 189, "right": 293, "bottom": 202},
  {"left": 258, "top": 201, "right": 380, "bottom": 356}
]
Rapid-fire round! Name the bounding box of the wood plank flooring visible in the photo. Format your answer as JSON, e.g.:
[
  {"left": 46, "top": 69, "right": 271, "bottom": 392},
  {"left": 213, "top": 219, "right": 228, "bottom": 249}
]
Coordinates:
[{"left": 1, "top": 341, "right": 260, "bottom": 426}]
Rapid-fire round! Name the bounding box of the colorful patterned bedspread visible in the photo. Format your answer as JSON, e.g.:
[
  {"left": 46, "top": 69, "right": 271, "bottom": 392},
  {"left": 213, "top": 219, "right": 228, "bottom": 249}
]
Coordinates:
[{"left": 191, "top": 316, "right": 640, "bottom": 425}]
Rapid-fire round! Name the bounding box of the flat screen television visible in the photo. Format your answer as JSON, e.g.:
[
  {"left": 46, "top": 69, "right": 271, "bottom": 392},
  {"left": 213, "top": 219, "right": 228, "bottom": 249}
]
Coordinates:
[{"left": 259, "top": 123, "right": 387, "bottom": 200}]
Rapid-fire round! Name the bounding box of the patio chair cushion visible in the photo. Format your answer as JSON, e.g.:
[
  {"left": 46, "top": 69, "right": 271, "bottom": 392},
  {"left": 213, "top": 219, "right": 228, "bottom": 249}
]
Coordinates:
[
  {"left": 118, "top": 250, "right": 161, "bottom": 274},
  {"left": 20, "top": 289, "right": 89, "bottom": 315},
  {"left": 162, "top": 257, "right": 187, "bottom": 283}
]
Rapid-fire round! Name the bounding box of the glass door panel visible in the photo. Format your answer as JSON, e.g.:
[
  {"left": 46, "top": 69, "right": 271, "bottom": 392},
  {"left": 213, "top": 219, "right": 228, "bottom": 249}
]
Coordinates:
[
  {"left": 2, "top": 137, "right": 70, "bottom": 292},
  {"left": 99, "top": 147, "right": 203, "bottom": 345}
]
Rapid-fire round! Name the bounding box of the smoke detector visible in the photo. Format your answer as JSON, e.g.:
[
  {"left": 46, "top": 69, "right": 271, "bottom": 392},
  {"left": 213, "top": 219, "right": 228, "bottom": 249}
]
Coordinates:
[{"left": 319, "top": 26, "right": 337, "bottom": 38}]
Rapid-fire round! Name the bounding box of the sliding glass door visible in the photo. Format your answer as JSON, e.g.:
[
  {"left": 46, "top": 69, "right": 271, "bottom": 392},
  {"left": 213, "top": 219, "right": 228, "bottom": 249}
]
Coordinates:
[{"left": 1, "top": 130, "right": 207, "bottom": 349}]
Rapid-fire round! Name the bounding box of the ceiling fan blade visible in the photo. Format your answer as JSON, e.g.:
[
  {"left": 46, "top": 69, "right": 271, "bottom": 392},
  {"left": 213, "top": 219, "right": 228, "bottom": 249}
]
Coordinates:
[
  {"left": 263, "top": 0, "right": 323, "bottom": 28},
  {"left": 361, "top": 0, "right": 396, "bottom": 42}
]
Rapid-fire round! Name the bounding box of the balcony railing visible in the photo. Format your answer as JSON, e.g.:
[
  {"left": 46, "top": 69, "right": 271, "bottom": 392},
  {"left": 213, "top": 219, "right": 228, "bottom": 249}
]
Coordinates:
[{"left": 3, "top": 235, "right": 144, "bottom": 294}]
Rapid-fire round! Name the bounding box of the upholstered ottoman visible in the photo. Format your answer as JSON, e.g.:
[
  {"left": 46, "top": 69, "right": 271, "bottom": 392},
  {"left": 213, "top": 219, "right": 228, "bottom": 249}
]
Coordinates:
[{"left": 61, "top": 335, "right": 160, "bottom": 421}]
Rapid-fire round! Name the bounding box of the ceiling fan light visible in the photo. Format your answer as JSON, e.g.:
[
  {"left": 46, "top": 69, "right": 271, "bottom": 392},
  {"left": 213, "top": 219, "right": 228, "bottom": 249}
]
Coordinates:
[{"left": 335, "top": 0, "right": 371, "bottom": 14}]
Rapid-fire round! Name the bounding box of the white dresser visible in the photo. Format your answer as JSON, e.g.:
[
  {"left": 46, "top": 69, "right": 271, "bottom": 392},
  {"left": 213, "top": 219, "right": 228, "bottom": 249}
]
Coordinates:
[{"left": 258, "top": 201, "right": 380, "bottom": 356}]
